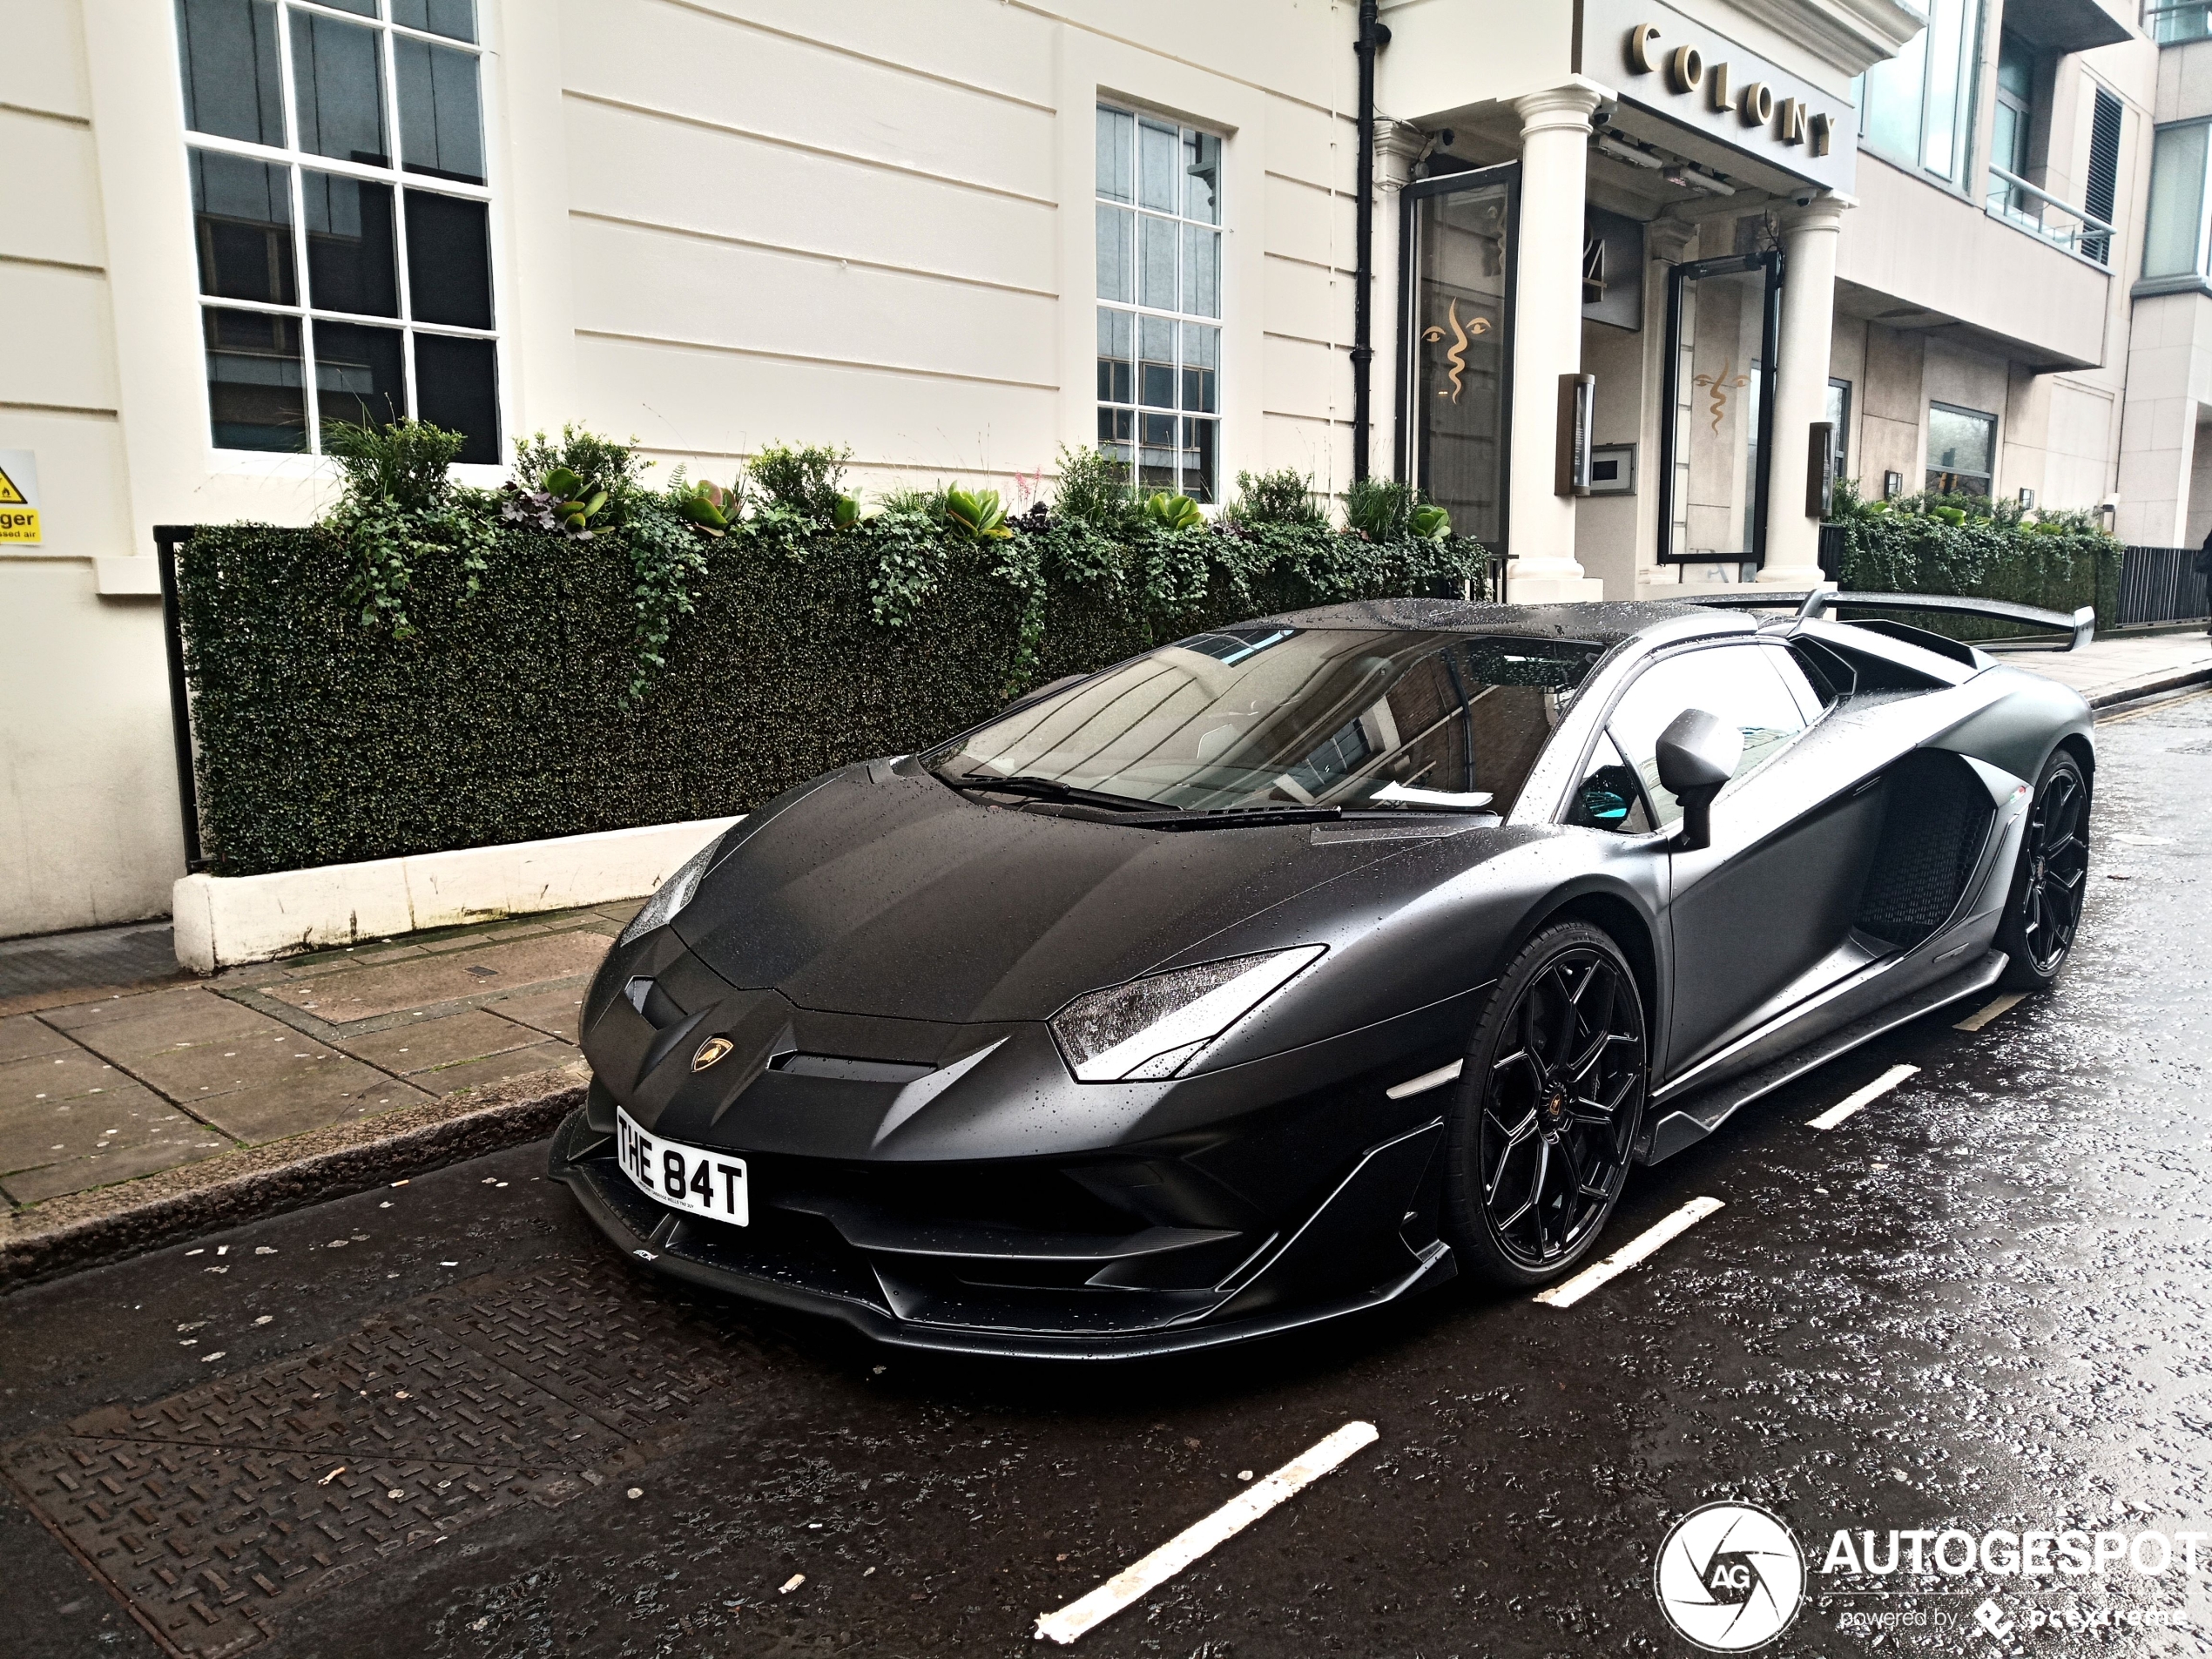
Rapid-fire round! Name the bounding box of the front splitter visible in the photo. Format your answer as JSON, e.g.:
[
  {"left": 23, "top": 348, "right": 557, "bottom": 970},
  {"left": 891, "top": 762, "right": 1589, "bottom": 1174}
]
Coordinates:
[{"left": 549, "top": 1109, "right": 1458, "bottom": 1361}]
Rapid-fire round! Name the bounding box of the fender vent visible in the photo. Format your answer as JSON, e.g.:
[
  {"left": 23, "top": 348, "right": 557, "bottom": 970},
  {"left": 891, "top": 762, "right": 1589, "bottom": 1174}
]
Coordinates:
[{"left": 1854, "top": 751, "right": 1994, "bottom": 949}]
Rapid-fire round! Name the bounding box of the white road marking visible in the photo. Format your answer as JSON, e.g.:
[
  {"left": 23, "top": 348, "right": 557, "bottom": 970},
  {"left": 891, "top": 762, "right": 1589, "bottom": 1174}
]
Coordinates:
[
  {"left": 1808, "top": 1063, "right": 1920, "bottom": 1130},
  {"left": 1386, "top": 1059, "right": 1463, "bottom": 1100},
  {"left": 1033, "top": 1421, "right": 1379, "bottom": 1645},
  {"left": 1955, "top": 994, "right": 2027, "bottom": 1032},
  {"left": 1532, "top": 1197, "right": 1724, "bottom": 1309}
]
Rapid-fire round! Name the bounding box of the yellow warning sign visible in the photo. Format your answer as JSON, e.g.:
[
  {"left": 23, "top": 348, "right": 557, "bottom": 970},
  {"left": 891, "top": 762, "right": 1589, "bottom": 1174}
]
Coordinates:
[{"left": 0, "top": 449, "right": 40, "bottom": 543}]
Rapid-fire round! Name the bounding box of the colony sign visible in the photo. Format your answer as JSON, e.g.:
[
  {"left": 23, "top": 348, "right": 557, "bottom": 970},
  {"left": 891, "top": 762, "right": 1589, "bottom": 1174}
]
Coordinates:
[{"left": 1578, "top": 0, "right": 1858, "bottom": 195}]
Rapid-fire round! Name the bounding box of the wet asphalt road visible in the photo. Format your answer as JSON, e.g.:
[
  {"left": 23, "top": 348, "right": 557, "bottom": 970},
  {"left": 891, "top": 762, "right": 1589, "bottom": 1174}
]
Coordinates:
[{"left": 3, "top": 688, "right": 2208, "bottom": 1659}]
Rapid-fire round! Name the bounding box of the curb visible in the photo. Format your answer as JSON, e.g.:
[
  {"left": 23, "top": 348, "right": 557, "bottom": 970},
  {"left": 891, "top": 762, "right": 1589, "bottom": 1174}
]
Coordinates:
[
  {"left": 0, "top": 1062, "right": 588, "bottom": 1295},
  {"left": 2087, "top": 662, "right": 2212, "bottom": 710}
]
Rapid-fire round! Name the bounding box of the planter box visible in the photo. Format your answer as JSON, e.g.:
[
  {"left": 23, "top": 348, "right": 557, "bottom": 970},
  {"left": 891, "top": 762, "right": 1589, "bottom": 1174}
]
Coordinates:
[{"left": 172, "top": 815, "right": 741, "bottom": 974}]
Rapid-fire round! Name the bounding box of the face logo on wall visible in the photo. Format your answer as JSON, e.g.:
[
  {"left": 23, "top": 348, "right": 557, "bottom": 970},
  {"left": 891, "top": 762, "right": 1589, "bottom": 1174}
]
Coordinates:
[
  {"left": 1423, "top": 299, "right": 1491, "bottom": 402},
  {"left": 1694, "top": 360, "right": 1751, "bottom": 431}
]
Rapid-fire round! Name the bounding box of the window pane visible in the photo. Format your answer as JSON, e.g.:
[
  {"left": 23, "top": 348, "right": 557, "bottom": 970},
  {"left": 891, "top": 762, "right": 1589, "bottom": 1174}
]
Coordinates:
[
  {"left": 1183, "top": 223, "right": 1219, "bottom": 317},
  {"left": 291, "top": 10, "right": 389, "bottom": 166},
  {"left": 1096, "top": 105, "right": 1134, "bottom": 203},
  {"left": 1184, "top": 130, "right": 1222, "bottom": 224},
  {"left": 1138, "top": 118, "right": 1179, "bottom": 212},
  {"left": 1181, "top": 321, "right": 1217, "bottom": 412},
  {"left": 413, "top": 333, "right": 499, "bottom": 462},
  {"left": 316, "top": 0, "right": 377, "bottom": 14},
  {"left": 396, "top": 36, "right": 485, "bottom": 184},
  {"left": 1861, "top": 26, "right": 1925, "bottom": 160},
  {"left": 392, "top": 0, "right": 478, "bottom": 42},
  {"left": 177, "top": 0, "right": 286, "bottom": 145},
  {"left": 1096, "top": 407, "right": 1133, "bottom": 478},
  {"left": 1096, "top": 205, "right": 1133, "bottom": 303},
  {"left": 1568, "top": 734, "right": 1653, "bottom": 833},
  {"left": 1927, "top": 405, "right": 1994, "bottom": 476},
  {"left": 189, "top": 149, "right": 295, "bottom": 304},
  {"left": 313, "top": 320, "right": 407, "bottom": 438},
  {"left": 203, "top": 307, "right": 305, "bottom": 451},
  {"left": 1138, "top": 213, "right": 1177, "bottom": 310},
  {"left": 1608, "top": 646, "right": 1807, "bottom": 826},
  {"left": 1096, "top": 307, "right": 1132, "bottom": 403},
  {"left": 1138, "top": 411, "right": 1177, "bottom": 490},
  {"left": 2145, "top": 123, "right": 2209, "bottom": 279},
  {"left": 1919, "top": 0, "right": 1970, "bottom": 179},
  {"left": 404, "top": 190, "right": 493, "bottom": 327},
  {"left": 303, "top": 172, "right": 398, "bottom": 315},
  {"left": 1138, "top": 315, "right": 1176, "bottom": 408},
  {"left": 1182, "top": 416, "right": 1217, "bottom": 502}
]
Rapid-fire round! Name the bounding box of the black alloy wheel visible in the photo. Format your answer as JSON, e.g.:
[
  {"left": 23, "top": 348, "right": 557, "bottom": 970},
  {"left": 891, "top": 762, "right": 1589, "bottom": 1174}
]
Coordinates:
[
  {"left": 1998, "top": 748, "right": 2091, "bottom": 988},
  {"left": 1443, "top": 921, "right": 1649, "bottom": 1288}
]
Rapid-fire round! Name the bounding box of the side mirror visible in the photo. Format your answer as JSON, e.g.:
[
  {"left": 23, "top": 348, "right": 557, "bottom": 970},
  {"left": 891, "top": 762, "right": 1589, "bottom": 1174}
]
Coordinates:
[{"left": 1655, "top": 708, "right": 1742, "bottom": 852}]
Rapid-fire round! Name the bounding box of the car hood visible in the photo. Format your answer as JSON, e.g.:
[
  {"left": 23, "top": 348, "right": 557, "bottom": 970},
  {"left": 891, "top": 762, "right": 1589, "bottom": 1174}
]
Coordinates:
[{"left": 671, "top": 765, "right": 1489, "bottom": 1023}]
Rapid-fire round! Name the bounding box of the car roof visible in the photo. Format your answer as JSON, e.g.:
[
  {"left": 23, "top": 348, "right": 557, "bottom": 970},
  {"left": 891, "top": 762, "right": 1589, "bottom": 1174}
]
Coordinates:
[{"left": 1258, "top": 597, "right": 1757, "bottom": 648}]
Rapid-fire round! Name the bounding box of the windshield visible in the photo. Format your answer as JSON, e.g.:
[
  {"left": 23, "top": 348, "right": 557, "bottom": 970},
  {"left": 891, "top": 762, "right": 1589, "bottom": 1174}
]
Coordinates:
[{"left": 926, "top": 626, "right": 1606, "bottom": 816}]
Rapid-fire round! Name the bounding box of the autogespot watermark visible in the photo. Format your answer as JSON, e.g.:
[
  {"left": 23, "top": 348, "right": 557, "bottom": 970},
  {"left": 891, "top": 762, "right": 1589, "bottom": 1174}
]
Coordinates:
[{"left": 1656, "top": 1509, "right": 2205, "bottom": 1649}]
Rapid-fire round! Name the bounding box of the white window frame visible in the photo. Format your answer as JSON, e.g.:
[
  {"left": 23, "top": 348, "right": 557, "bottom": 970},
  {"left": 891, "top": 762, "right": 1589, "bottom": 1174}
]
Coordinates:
[
  {"left": 1095, "top": 101, "right": 1224, "bottom": 503},
  {"left": 176, "top": 0, "right": 502, "bottom": 458}
]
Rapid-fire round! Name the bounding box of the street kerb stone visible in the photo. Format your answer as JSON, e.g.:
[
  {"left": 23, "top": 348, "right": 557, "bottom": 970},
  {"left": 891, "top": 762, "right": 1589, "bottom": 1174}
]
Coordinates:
[{"left": 0, "top": 1062, "right": 589, "bottom": 1291}]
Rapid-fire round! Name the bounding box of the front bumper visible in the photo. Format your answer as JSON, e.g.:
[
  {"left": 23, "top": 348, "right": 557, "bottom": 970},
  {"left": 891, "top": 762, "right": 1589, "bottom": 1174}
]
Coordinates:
[{"left": 549, "top": 1103, "right": 1459, "bottom": 1360}]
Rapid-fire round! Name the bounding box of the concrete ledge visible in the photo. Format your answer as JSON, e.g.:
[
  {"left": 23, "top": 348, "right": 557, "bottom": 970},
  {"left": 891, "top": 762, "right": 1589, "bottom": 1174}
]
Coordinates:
[
  {"left": 0, "top": 1062, "right": 587, "bottom": 1293},
  {"left": 172, "top": 814, "right": 740, "bottom": 973}
]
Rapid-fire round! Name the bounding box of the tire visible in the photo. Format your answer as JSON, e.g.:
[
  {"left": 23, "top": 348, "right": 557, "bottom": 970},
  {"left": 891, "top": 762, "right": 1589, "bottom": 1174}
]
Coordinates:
[
  {"left": 1442, "top": 921, "right": 1650, "bottom": 1290},
  {"left": 1994, "top": 747, "right": 2091, "bottom": 991}
]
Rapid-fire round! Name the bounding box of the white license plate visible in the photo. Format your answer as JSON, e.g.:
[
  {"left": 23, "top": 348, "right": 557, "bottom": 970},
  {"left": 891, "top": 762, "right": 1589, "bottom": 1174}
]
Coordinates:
[{"left": 615, "top": 1107, "right": 748, "bottom": 1226}]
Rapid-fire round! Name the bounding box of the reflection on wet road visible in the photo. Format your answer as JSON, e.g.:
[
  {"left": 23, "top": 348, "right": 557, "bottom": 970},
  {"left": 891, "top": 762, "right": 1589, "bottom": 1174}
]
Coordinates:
[{"left": 2, "top": 690, "right": 2207, "bottom": 1658}]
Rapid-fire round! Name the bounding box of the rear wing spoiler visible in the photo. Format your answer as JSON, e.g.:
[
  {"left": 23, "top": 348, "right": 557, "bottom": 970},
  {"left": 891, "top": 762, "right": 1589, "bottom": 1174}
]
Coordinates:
[{"left": 1680, "top": 583, "right": 2096, "bottom": 652}]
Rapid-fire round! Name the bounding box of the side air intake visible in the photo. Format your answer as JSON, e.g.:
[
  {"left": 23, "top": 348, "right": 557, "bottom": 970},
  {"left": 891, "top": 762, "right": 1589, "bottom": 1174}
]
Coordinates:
[{"left": 1853, "top": 751, "right": 1995, "bottom": 949}]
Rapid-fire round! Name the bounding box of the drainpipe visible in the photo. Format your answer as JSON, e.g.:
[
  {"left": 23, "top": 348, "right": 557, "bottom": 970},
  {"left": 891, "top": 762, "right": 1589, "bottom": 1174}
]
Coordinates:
[{"left": 1352, "top": 0, "right": 1389, "bottom": 482}]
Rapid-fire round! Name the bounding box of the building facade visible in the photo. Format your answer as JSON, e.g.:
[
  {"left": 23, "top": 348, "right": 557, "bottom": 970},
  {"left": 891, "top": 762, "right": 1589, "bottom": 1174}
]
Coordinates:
[{"left": 0, "top": 0, "right": 2175, "bottom": 938}]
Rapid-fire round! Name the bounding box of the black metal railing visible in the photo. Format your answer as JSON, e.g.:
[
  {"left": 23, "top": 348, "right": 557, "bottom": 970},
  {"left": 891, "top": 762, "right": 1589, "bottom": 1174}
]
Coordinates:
[
  {"left": 2118, "top": 545, "right": 2211, "bottom": 626},
  {"left": 1817, "top": 523, "right": 1846, "bottom": 584}
]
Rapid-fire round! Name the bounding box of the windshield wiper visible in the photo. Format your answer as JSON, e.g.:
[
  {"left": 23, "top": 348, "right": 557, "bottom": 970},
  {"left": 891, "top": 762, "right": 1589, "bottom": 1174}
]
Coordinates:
[{"left": 937, "top": 772, "right": 1163, "bottom": 813}]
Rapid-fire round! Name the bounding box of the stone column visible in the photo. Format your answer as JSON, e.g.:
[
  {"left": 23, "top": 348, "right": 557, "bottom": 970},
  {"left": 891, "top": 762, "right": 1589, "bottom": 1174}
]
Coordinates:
[
  {"left": 1504, "top": 82, "right": 1606, "bottom": 603},
  {"left": 1758, "top": 194, "right": 1850, "bottom": 588},
  {"left": 1636, "top": 217, "right": 1696, "bottom": 593}
]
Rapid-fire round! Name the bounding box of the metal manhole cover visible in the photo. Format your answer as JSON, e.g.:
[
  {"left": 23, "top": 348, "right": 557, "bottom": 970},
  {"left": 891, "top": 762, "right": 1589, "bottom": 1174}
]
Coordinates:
[{"left": 3, "top": 1264, "right": 752, "bottom": 1657}]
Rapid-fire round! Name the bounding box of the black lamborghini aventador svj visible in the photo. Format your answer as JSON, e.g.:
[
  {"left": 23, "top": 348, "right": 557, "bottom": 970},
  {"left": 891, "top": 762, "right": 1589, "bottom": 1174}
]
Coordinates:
[{"left": 551, "top": 591, "right": 2095, "bottom": 1357}]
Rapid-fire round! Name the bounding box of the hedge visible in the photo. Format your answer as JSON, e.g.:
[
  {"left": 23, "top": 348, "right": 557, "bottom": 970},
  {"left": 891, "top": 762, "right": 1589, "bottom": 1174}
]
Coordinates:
[
  {"left": 1830, "top": 491, "right": 2121, "bottom": 643},
  {"left": 177, "top": 520, "right": 1489, "bottom": 877}
]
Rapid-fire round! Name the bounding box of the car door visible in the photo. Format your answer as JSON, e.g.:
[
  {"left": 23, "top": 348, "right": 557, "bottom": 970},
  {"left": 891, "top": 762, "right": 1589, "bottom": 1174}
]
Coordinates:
[{"left": 1604, "top": 641, "right": 1885, "bottom": 1080}]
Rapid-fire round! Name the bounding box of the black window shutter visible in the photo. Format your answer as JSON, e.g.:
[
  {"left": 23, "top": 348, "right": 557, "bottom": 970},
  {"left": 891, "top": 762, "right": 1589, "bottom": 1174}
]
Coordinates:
[{"left": 2085, "top": 89, "right": 2122, "bottom": 266}]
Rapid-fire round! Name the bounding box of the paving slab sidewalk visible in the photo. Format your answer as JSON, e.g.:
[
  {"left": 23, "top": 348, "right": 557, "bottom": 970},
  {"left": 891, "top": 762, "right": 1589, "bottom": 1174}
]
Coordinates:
[
  {"left": 2007, "top": 625, "right": 2212, "bottom": 706},
  {"left": 0, "top": 902, "right": 632, "bottom": 1287}
]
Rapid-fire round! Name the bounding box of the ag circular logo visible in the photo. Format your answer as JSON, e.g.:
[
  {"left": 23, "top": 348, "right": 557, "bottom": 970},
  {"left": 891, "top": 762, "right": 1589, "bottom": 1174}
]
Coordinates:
[{"left": 1654, "top": 1501, "right": 1806, "bottom": 1651}]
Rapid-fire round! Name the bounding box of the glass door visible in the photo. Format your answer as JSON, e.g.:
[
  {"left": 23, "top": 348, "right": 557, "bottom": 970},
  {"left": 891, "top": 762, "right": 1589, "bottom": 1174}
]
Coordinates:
[
  {"left": 1656, "top": 252, "right": 1781, "bottom": 570},
  {"left": 1398, "top": 165, "right": 1516, "bottom": 553}
]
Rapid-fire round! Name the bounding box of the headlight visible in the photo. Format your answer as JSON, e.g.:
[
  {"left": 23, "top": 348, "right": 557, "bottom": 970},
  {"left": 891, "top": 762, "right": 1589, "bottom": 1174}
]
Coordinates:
[
  {"left": 617, "top": 836, "right": 724, "bottom": 946},
  {"left": 1049, "top": 946, "right": 1325, "bottom": 1082}
]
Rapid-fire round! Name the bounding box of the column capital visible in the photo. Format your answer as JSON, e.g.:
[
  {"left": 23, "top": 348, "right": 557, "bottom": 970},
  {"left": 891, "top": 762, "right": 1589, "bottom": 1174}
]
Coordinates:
[
  {"left": 1374, "top": 119, "right": 1430, "bottom": 192},
  {"left": 1512, "top": 78, "right": 1612, "bottom": 138},
  {"left": 1647, "top": 215, "right": 1696, "bottom": 264},
  {"left": 1778, "top": 192, "right": 1853, "bottom": 237}
]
